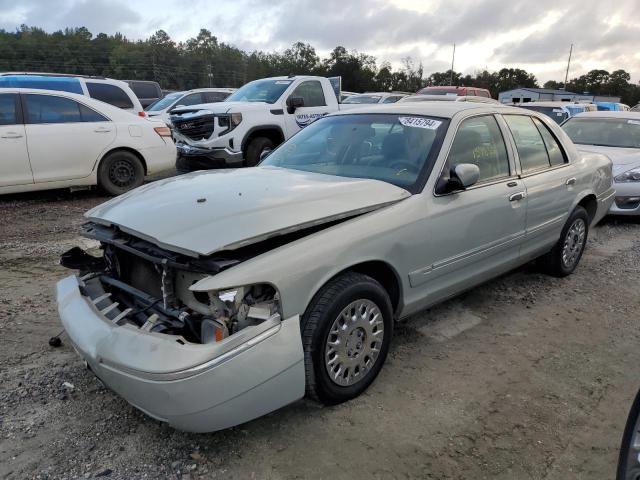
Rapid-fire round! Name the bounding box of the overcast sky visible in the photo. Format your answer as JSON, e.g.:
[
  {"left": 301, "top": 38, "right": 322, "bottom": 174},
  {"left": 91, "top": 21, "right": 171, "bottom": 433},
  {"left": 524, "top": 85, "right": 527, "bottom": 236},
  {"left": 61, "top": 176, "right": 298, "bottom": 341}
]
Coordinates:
[{"left": 1, "top": 0, "right": 639, "bottom": 83}]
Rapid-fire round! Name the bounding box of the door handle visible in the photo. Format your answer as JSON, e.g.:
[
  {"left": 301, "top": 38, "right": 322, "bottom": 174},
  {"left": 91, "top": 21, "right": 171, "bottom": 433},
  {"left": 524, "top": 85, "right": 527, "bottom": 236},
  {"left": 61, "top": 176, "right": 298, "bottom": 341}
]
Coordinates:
[
  {"left": 1, "top": 132, "right": 23, "bottom": 139},
  {"left": 509, "top": 192, "right": 526, "bottom": 202},
  {"left": 566, "top": 177, "right": 576, "bottom": 186},
  {"left": 93, "top": 128, "right": 112, "bottom": 133}
]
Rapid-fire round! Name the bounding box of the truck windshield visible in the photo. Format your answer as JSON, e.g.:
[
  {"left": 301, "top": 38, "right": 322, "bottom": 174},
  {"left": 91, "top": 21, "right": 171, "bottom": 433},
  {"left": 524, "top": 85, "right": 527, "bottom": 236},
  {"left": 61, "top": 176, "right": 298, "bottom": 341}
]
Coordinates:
[
  {"left": 145, "top": 92, "right": 183, "bottom": 111},
  {"left": 225, "top": 79, "right": 292, "bottom": 104},
  {"left": 342, "top": 95, "right": 382, "bottom": 104},
  {"left": 562, "top": 117, "right": 640, "bottom": 148},
  {"left": 261, "top": 113, "right": 447, "bottom": 192}
]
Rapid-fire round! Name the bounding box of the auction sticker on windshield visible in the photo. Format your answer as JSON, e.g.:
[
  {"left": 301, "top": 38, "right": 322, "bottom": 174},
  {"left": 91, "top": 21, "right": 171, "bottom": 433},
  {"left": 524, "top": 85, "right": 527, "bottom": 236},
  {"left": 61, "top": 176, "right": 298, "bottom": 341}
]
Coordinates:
[
  {"left": 399, "top": 117, "right": 442, "bottom": 129},
  {"left": 275, "top": 80, "right": 293, "bottom": 85}
]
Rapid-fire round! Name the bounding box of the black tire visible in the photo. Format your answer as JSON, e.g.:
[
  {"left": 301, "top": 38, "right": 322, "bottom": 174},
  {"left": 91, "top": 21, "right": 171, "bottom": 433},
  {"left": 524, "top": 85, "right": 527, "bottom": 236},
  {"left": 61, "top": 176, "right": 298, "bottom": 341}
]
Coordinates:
[
  {"left": 302, "top": 271, "right": 393, "bottom": 405},
  {"left": 98, "top": 151, "right": 145, "bottom": 196},
  {"left": 541, "top": 206, "right": 589, "bottom": 277},
  {"left": 244, "top": 137, "right": 274, "bottom": 167},
  {"left": 616, "top": 387, "right": 640, "bottom": 480},
  {"left": 175, "top": 155, "right": 194, "bottom": 174}
]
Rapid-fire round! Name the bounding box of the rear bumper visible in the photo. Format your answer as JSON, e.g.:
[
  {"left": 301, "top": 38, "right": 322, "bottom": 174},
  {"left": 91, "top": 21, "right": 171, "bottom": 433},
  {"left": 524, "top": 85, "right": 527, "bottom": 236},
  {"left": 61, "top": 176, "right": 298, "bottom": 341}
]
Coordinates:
[
  {"left": 594, "top": 187, "right": 616, "bottom": 222},
  {"left": 610, "top": 182, "right": 640, "bottom": 216},
  {"left": 139, "top": 142, "right": 177, "bottom": 175},
  {"left": 56, "top": 275, "right": 305, "bottom": 432},
  {"left": 175, "top": 143, "right": 244, "bottom": 171}
]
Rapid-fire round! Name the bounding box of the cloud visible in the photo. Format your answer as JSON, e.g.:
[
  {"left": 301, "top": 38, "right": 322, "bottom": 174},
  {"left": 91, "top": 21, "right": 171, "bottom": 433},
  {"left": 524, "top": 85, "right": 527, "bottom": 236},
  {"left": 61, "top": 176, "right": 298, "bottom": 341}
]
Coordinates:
[{"left": 0, "top": 0, "right": 638, "bottom": 82}]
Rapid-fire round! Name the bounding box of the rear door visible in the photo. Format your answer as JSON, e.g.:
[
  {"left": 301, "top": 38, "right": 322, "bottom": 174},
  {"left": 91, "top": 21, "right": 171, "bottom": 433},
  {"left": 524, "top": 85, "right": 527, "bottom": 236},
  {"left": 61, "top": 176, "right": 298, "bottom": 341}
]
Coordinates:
[
  {"left": 0, "top": 93, "right": 32, "bottom": 187},
  {"left": 22, "top": 93, "right": 116, "bottom": 182},
  {"left": 502, "top": 114, "right": 574, "bottom": 258},
  {"left": 282, "top": 80, "right": 330, "bottom": 137}
]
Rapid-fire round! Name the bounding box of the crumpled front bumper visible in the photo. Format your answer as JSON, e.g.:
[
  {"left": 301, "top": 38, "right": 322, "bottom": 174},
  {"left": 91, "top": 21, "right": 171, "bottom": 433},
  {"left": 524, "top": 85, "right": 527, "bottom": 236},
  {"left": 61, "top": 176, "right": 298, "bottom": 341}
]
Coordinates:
[
  {"left": 175, "top": 143, "right": 244, "bottom": 171},
  {"left": 56, "top": 275, "right": 305, "bottom": 432}
]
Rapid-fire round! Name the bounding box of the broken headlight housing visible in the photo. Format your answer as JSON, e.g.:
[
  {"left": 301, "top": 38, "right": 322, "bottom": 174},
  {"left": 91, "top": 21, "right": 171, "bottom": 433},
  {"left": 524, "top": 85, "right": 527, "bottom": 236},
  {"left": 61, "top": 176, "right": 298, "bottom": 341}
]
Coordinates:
[{"left": 196, "top": 283, "right": 280, "bottom": 343}]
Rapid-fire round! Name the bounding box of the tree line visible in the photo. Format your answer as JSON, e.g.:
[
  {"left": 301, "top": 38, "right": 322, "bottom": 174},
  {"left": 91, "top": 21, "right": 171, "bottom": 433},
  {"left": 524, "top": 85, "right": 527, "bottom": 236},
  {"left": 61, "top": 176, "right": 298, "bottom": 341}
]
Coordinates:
[{"left": 1, "top": 26, "right": 638, "bottom": 106}]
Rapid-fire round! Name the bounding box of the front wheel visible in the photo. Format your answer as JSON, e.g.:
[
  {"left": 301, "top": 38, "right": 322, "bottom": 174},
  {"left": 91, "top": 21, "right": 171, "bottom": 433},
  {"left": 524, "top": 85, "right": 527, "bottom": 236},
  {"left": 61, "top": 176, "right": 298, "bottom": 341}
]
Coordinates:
[
  {"left": 244, "top": 137, "right": 274, "bottom": 167},
  {"left": 541, "top": 206, "right": 589, "bottom": 277},
  {"left": 97, "top": 151, "right": 144, "bottom": 196},
  {"left": 302, "top": 272, "right": 393, "bottom": 405}
]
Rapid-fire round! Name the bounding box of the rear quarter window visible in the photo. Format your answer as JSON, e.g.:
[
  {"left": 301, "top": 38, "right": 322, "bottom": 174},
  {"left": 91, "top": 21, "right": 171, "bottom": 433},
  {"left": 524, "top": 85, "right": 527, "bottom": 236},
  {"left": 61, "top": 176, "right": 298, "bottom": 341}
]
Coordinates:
[
  {"left": 129, "top": 82, "right": 160, "bottom": 98},
  {"left": 86, "top": 82, "right": 134, "bottom": 109}
]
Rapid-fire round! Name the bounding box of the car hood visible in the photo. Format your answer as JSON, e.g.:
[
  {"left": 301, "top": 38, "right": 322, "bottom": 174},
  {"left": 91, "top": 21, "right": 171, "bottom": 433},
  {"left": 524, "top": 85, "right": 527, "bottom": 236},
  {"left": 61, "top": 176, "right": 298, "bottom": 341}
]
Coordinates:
[
  {"left": 85, "top": 167, "right": 411, "bottom": 257},
  {"left": 576, "top": 145, "right": 640, "bottom": 174},
  {"left": 172, "top": 101, "right": 269, "bottom": 116}
]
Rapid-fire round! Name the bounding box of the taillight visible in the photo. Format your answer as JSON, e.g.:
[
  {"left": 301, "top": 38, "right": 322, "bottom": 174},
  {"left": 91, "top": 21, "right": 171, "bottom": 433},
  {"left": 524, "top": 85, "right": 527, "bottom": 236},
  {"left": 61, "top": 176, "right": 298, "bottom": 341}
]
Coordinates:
[
  {"left": 154, "top": 126, "right": 172, "bottom": 137},
  {"left": 138, "top": 111, "right": 147, "bottom": 117}
]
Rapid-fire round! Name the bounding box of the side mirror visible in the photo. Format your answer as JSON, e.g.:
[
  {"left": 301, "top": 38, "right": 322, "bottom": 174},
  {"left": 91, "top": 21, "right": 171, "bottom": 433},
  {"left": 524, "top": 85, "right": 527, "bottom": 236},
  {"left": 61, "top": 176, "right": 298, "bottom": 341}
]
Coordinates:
[
  {"left": 446, "top": 163, "right": 480, "bottom": 192},
  {"left": 286, "top": 96, "right": 304, "bottom": 114}
]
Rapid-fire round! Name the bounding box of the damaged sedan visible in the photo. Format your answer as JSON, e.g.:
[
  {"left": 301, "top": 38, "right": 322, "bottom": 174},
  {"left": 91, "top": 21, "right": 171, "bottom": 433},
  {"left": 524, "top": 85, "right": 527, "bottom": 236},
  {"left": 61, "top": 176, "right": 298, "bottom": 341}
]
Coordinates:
[{"left": 56, "top": 103, "right": 615, "bottom": 432}]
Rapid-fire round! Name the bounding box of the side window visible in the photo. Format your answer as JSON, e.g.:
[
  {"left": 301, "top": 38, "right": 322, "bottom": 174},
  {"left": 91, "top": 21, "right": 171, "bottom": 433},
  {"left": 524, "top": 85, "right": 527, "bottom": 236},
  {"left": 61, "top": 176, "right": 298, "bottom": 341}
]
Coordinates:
[
  {"left": 79, "top": 104, "right": 108, "bottom": 122},
  {"left": 532, "top": 118, "right": 566, "bottom": 166},
  {"left": 503, "top": 115, "right": 551, "bottom": 173},
  {"left": 0, "top": 94, "right": 18, "bottom": 125},
  {"left": 479, "top": 90, "right": 490, "bottom": 98},
  {"left": 179, "top": 93, "right": 204, "bottom": 106},
  {"left": 24, "top": 94, "right": 82, "bottom": 124},
  {"left": 204, "top": 92, "right": 230, "bottom": 102},
  {"left": 445, "top": 115, "right": 510, "bottom": 183},
  {"left": 382, "top": 96, "right": 401, "bottom": 103},
  {"left": 86, "top": 82, "right": 134, "bottom": 109},
  {"left": 291, "top": 81, "right": 326, "bottom": 107}
]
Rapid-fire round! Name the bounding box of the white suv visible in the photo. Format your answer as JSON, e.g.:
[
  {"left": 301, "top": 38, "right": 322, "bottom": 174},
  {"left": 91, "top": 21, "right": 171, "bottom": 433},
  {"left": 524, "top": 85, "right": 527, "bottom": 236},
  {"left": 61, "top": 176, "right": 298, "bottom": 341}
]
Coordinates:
[
  {"left": 145, "top": 88, "right": 236, "bottom": 126},
  {"left": 0, "top": 73, "right": 145, "bottom": 116},
  {"left": 0, "top": 88, "right": 175, "bottom": 195}
]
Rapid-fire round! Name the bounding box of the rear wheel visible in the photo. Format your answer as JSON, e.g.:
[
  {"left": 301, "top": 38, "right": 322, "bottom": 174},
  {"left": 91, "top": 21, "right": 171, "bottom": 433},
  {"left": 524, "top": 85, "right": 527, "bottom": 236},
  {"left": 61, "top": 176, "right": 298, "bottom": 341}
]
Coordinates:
[
  {"left": 244, "top": 137, "right": 274, "bottom": 167},
  {"left": 541, "top": 206, "right": 589, "bottom": 277},
  {"left": 98, "top": 151, "right": 144, "bottom": 196},
  {"left": 302, "top": 272, "right": 393, "bottom": 404}
]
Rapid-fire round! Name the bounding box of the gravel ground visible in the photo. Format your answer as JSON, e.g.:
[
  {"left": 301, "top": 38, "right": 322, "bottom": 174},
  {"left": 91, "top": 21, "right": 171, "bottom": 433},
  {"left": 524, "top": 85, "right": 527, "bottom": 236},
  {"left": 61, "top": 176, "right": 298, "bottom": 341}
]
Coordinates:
[{"left": 1, "top": 182, "right": 639, "bottom": 480}]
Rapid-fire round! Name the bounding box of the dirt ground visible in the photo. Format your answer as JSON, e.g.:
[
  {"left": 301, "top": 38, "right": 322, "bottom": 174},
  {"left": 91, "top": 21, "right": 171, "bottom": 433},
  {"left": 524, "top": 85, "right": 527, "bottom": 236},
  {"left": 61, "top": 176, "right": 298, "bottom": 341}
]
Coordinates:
[{"left": 1, "top": 180, "right": 639, "bottom": 480}]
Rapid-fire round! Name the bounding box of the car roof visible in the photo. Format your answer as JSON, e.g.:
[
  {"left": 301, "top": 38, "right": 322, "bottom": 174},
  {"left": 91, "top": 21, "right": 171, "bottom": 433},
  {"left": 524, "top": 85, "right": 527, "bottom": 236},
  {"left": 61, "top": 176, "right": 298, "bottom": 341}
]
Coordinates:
[
  {"left": 333, "top": 101, "right": 519, "bottom": 118},
  {"left": 516, "top": 101, "right": 576, "bottom": 107},
  {"left": 572, "top": 111, "right": 640, "bottom": 119},
  {"left": 187, "top": 88, "right": 237, "bottom": 93}
]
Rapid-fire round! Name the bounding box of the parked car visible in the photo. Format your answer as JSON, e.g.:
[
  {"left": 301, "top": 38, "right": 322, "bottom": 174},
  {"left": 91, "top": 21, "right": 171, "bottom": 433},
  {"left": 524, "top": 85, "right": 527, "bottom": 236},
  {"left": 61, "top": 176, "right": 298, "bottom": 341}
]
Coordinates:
[
  {"left": 341, "top": 92, "right": 408, "bottom": 104},
  {"left": 0, "top": 73, "right": 145, "bottom": 116},
  {"left": 0, "top": 88, "right": 175, "bottom": 195},
  {"left": 416, "top": 85, "right": 492, "bottom": 98},
  {"left": 596, "top": 102, "right": 631, "bottom": 112},
  {"left": 399, "top": 94, "right": 501, "bottom": 105},
  {"left": 145, "top": 88, "right": 236, "bottom": 126},
  {"left": 515, "top": 101, "right": 577, "bottom": 124},
  {"left": 56, "top": 102, "right": 613, "bottom": 432},
  {"left": 631, "top": 104, "right": 640, "bottom": 112},
  {"left": 616, "top": 386, "right": 640, "bottom": 480},
  {"left": 339, "top": 90, "right": 359, "bottom": 102},
  {"left": 170, "top": 75, "right": 341, "bottom": 171},
  {"left": 124, "top": 80, "right": 163, "bottom": 108},
  {"left": 562, "top": 111, "right": 640, "bottom": 215}
]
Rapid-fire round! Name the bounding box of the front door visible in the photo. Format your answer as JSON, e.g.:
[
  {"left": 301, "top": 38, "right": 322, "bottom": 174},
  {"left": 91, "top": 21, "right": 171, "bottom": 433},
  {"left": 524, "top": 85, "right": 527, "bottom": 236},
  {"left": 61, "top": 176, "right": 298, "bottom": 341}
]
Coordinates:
[
  {"left": 411, "top": 114, "right": 527, "bottom": 305},
  {"left": 0, "top": 93, "right": 32, "bottom": 187},
  {"left": 22, "top": 93, "right": 116, "bottom": 182},
  {"left": 282, "top": 80, "right": 330, "bottom": 138}
]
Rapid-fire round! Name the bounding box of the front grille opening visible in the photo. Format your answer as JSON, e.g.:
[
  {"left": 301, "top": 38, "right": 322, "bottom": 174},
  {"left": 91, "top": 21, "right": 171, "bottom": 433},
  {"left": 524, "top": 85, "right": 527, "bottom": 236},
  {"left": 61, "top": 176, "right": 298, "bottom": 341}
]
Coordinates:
[{"left": 173, "top": 114, "right": 215, "bottom": 141}]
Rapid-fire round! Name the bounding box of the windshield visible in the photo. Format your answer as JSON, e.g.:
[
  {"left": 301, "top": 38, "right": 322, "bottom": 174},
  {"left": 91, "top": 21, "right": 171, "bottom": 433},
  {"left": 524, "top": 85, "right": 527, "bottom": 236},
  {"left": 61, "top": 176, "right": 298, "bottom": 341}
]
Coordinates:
[
  {"left": 225, "top": 79, "right": 292, "bottom": 104},
  {"left": 562, "top": 117, "right": 640, "bottom": 148},
  {"left": 145, "top": 92, "right": 183, "bottom": 112},
  {"left": 417, "top": 88, "right": 459, "bottom": 96},
  {"left": 343, "top": 95, "right": 382, "bottom": 104},
  {"left": 519, "top": 106, "right": 569, "bottom": 124},
  {"left": 261, "top": 113, "right": 447, "bottom": 191}
]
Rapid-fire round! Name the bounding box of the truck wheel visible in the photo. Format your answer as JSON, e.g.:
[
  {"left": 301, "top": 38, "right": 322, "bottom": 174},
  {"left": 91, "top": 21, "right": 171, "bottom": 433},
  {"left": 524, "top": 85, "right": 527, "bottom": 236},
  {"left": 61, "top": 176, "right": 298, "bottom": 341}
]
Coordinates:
[
  {"left": 541, "top": 206, "right": 589, "bottom": 277},
  {"left": 97, "top": 151, "right": 145, "bottom": 196},
  {"left": 244, "top": 137, "right": 274, "bottom": 167},
  {"left": 302, "top": 272, "right": 393, "bottom": 405}
]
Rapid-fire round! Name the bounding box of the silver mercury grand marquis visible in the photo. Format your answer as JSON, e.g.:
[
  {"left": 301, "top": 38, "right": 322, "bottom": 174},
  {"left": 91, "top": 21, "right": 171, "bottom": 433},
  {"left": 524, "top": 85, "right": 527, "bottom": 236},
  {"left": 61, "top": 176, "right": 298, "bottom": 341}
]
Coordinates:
[{"left": 56, "top": 102, "right": 615, "bottom": 432}]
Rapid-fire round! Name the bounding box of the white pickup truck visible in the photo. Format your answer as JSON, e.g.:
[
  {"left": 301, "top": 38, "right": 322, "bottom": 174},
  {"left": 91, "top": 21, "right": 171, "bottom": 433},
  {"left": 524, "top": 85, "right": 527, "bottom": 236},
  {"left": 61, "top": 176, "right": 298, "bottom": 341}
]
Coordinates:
[{"left": 170, "top": 76, "right": 341, "bottom": 171}]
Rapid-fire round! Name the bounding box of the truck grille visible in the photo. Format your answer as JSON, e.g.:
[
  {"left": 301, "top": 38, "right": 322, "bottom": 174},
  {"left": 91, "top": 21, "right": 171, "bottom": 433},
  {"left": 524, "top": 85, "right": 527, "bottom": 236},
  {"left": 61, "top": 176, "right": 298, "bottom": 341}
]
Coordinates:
[{"left": 172, "top": 114, "right": 215, "bottom": 141}]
